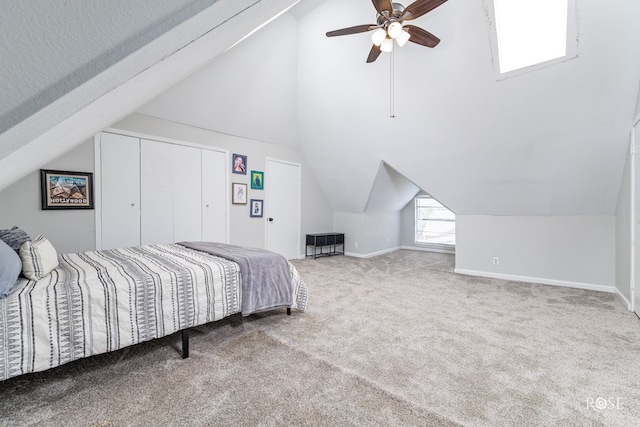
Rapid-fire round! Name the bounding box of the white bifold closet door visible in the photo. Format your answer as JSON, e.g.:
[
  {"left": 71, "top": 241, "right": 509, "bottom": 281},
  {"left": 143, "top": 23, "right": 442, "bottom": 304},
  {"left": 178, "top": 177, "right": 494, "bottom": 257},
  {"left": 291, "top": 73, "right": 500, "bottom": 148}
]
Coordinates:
[
  {"left": 140, "top": 139, "right": 204, "bottom": 245},
  {"left": 100, "top": 133, "right": 227, "bottom": 249},
  {"left": 172, "top": 144, "right": 203, "bottom": 242},
  {"left": 100, "top": 133, "right": 141, "bottom": 250},
  {"left": 140, "top": 139, "right": 175, "bottom": 245}
]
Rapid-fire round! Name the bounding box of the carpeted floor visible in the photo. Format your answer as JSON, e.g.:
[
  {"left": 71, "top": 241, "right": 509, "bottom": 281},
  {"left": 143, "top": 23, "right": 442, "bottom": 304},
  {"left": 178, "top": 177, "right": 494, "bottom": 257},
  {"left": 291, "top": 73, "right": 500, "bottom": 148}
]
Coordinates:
[{"left": 1, "top": 250, "right": 639, "bottom": 426}]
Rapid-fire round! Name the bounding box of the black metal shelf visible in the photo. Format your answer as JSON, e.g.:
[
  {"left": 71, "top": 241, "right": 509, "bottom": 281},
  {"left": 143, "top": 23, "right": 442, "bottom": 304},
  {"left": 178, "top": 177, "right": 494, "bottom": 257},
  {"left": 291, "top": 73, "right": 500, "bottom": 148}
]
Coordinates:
[{"left": 305, "top": 233, "right": 344, "bottom": 259}]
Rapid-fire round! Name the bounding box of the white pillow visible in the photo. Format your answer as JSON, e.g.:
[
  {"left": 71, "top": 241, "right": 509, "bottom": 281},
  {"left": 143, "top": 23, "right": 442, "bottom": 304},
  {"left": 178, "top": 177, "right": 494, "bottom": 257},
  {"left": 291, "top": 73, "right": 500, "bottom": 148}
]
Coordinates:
[{"left": 19, "top": 235, "right": 59, "bottom": 280}]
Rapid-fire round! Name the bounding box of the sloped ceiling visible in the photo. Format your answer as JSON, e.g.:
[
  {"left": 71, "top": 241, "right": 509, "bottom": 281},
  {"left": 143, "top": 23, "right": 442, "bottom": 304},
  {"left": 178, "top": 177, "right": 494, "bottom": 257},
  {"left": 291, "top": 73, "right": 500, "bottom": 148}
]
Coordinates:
[
  {"left": 0, "top": 0, "right": 301, "bottom": 192},
  {"left": 3, "top": 0, "right": 639, "bottom": 218},
  {"left": 138, "top": 0, "right": 640, "bottom": 216},
  {"left": 296, "top": 0, "right": 640, "bottom": 215},
  {"left": 138, "top": 12, "right": 301, "bottom": 149},
  {"left": 364, "top": 162, "right": 420, "bottom": 212},
  {"left": 0, "top": 0, "right": 218, "bottom": 136}
]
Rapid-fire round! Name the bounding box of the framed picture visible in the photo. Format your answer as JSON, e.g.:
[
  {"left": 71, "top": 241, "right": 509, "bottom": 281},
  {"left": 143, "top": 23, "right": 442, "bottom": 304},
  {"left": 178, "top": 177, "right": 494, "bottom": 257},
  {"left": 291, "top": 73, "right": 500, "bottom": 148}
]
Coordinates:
[
  {"left": 250, "top": 199, "right": 263, "bottom": 217},
  {"left": 232, "top": 153, "right": 247, "bottom": 175},
  {"left": 40, "top": 169, "right": 94, "bottom": 210},
  {"left": 232, "top": 182, "right": 247, "bottom": 204},
  {"left": 251, "top": 170, "right": 264, "bottom": 190}
]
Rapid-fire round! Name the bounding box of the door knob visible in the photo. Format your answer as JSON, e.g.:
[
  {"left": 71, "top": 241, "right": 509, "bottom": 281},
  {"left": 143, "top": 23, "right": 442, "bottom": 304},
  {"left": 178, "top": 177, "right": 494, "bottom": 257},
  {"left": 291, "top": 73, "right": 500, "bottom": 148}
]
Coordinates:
[{"left": 268, "top": 218, "right": 274, "bottom": 222}]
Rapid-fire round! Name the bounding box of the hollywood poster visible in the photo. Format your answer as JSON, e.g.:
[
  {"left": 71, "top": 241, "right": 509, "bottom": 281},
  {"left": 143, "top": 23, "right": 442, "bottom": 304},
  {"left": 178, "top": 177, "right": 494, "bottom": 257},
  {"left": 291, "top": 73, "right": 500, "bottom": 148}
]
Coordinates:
[{"left": 41, "top": 170, "right": 94, "bottom": 210}]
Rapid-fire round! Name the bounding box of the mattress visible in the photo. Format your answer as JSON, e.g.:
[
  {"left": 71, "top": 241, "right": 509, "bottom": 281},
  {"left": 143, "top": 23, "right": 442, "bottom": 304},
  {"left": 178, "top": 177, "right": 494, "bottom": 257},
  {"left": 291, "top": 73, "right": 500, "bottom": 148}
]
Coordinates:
[{"left": 0, "top": 243, "right": 306, "bottom": 381}]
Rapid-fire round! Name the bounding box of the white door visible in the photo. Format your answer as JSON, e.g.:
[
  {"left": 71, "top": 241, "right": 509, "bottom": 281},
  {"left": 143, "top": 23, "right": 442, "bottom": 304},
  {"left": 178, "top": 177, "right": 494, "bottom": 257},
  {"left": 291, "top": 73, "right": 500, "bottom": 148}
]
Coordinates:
[
  {"left": 202, "top": 150, "right": 228, "bottom": 243},
  {"left": 173, "top": 144, "right": 202, "bottom": 242},
  {"left": 140, "top": 139, "right": 174, "bottom": 245},
  {"left": 100, "top": 133, "right": 140, "bottom": 250},
  {"left": 265, "top": 159, "right": 301, "bottom": 260}
]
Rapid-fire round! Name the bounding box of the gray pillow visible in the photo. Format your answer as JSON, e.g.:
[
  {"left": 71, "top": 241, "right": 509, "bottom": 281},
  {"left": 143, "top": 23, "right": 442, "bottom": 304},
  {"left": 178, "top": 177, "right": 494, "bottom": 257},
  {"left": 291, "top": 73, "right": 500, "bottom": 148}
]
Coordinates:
[
  {"left": 0, "top": 238, "right": 22, "bottom": 298},
  {"left": 0, "top": 226, "right": 31, "bottom": 252}
]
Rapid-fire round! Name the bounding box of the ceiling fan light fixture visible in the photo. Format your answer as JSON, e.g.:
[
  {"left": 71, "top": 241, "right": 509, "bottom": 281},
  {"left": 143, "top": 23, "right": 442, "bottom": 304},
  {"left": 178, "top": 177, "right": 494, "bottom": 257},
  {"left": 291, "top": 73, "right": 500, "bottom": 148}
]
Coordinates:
[
  {"left": 387, "top": 21, "right": 403, "bottom": 39},
  {"left": 371, "top": 28, "right": 387, "bottom": 46},
  {"left": 325, "top": 0, "right": 448, "bottom": 63},
  {"left": 396, "top": 30, "right": 411, "bottom": 47},
  {"left": 380, "top": 37, "right": 394, "bottom": 52}
]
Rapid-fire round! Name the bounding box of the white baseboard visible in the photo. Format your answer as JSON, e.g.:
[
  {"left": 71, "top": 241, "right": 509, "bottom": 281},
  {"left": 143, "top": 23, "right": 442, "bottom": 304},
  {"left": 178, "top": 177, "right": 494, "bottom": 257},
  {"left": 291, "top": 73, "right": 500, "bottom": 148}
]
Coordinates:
[
  {"left": 344, "top": 246, "right": 401, "bottom": 259},
  {"left": 614, "top": 288, "right": 632, "bottom": 310},
  {"left": 454, "top": 268, "right": 615, "bottom": 294}
]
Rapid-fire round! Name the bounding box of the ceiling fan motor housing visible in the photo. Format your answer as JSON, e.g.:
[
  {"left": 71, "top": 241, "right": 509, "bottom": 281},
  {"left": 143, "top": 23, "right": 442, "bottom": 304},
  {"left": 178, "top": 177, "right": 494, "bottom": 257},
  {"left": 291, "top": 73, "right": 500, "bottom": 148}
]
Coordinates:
[{"left": 376, "top": 3, "right": 406, "bottom": 26}]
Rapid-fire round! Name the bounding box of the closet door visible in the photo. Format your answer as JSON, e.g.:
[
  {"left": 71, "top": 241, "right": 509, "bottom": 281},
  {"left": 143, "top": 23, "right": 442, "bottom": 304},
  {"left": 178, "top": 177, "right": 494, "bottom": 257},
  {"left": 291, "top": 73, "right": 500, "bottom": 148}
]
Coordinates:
[
  {"left": 100, "top": 133, "right": 140, "bottom": 250},
  {"left": 202, "top": 150, "right": 227, "bottom": 243},
  {"left": 140, "top": 139, "right": 174, "bottom": 245},
  {"left": 173, "top": 144, "right": 202, "bottom": 242}
]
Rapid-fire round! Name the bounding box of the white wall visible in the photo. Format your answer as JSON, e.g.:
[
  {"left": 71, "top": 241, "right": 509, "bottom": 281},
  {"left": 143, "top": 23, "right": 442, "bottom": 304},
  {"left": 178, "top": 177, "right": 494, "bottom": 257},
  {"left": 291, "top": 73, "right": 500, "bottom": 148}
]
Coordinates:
[
  {"left": 455, "top": 215, "right": 615, "bottom": 292},
  {"left": 400, "top": 200, "right": 416, "bottom": 248},
  {"left": 0, "top": 140, "right": 96, "bottom": 254},
  {"left": 112, "top": 113, "right": 333, "bottom": 254},
  {"left": 615, "top": 140, "right": 632, "bottom": 305},
  {"left": 0, "top": 113, "right": 333, "bottom": 256},
  {"left": 634, "top": 122, "right": 640, "bottom": 314},
  {"left": 335, "top": 211, "right": 401, "bottom": 257},
  {"left": 302, "top": 168, "right": 335, "bottom": 237}
]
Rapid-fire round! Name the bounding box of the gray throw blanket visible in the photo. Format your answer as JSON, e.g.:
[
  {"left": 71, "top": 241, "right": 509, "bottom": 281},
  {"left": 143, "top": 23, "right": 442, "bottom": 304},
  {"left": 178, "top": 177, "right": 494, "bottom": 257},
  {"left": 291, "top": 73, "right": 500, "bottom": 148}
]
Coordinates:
[{"left": 178, "top": 241, "right": 292, "bottom": 316}]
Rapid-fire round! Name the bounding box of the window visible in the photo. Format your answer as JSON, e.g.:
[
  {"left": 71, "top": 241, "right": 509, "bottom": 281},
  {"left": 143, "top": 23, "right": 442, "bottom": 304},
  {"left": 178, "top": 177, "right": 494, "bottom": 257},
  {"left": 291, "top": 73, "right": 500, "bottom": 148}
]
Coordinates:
[
  {"left": 415, "top": 195, "right": 455, "bottom": 247},
  {"left": 491, "top": 0, "right": 577, "bottom": 76}
]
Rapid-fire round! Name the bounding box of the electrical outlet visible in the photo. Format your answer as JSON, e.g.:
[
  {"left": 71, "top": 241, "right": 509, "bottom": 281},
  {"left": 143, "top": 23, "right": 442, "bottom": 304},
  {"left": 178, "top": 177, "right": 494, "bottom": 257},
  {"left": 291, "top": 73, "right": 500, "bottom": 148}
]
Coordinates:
[
  {"left": 492, "top": 257, "right": 500, "bottom": 266},
  {"left": 354, "top": 241, "right": 359, "bottom": 248}
]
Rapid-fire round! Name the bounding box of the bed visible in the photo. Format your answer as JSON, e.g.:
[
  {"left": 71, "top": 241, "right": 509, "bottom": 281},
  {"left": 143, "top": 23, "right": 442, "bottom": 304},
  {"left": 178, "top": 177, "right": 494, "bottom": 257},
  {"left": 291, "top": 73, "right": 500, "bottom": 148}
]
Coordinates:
[{"left": 0, "top": 242, "right": 307, "bottom": 382}]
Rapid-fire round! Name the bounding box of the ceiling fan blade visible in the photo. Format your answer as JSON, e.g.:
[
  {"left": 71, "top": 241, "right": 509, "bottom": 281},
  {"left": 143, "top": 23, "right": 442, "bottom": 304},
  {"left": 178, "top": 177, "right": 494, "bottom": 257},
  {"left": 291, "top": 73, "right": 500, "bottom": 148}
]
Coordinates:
[
  {"left": 366, "top": 45, "right": 382, "bottom": 63},
  {"left": 402, "top": 0, "right": 448, "bottom": 21},
  {"left": 372, "top": 0, "right": 394, "bottom": 15},
  {"left": 405, "top": 25, "right": 440, "bottom": 48},
  {"left": 326, "top": 24, "right": 375, "bottom": 37}
]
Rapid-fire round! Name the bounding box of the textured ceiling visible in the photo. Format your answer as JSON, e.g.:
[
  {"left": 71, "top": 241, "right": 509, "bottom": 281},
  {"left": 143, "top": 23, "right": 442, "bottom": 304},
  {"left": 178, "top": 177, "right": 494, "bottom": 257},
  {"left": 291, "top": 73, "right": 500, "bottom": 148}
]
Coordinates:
[
  {"left": 0, "top": 0, "right": 236, "bottom": 143},
  {"left": 0, "top": 0, "right": 300, "bottom": 191}
]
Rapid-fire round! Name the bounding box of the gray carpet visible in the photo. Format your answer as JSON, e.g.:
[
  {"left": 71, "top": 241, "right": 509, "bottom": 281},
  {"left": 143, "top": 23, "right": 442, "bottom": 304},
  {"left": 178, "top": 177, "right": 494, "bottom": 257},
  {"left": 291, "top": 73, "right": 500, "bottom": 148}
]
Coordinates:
[{"left": 1, "top": 250, "right": 639, "bottom": 426}]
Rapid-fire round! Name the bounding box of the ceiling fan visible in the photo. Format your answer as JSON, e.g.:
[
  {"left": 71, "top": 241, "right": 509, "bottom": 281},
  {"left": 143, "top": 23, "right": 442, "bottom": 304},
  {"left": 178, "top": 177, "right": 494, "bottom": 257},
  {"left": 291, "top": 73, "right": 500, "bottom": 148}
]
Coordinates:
[{"left": 326, "top": 0, "right": 448, "bottom": 63}]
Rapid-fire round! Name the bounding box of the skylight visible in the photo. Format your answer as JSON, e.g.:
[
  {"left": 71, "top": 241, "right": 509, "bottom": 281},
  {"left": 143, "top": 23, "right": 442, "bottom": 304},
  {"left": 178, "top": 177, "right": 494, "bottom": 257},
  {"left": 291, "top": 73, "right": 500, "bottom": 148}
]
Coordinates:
[{"left": 494, "top": 0, "right": 569, "bottom": 74}]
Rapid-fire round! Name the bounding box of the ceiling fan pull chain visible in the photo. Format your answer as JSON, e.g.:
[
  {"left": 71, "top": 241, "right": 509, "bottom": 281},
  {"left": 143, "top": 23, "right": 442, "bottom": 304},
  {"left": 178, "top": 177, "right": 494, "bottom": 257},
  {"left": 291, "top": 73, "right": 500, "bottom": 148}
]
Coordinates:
[{"left": 390, "top": 46, "right": 396, "bottom": 118}]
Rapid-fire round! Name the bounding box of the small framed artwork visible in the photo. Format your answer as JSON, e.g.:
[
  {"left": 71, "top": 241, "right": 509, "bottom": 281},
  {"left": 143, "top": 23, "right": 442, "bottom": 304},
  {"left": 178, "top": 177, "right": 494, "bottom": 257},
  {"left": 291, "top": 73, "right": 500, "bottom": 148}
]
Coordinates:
[
  {"left": 40, "top": 169, "right": 94, "bottom": 210},
  {"left": 232, "top": 153, "right": 247, "bottom": 175},
  {"left": 250, "top": 199, "right": 263, "bottom": 218},
  {"left": 232, "top": 182, "right": 247, "bottom": 204},
  {"left": 251, "top": 170, "right": 264, "bottom": 190}
]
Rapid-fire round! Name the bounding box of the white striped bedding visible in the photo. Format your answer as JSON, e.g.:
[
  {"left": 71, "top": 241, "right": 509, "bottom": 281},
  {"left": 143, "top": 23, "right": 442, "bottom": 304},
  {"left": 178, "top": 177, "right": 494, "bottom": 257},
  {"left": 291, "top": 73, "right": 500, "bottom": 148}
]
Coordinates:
[{"left": 0, "top": 244, "right": 307, "bottom": 381}]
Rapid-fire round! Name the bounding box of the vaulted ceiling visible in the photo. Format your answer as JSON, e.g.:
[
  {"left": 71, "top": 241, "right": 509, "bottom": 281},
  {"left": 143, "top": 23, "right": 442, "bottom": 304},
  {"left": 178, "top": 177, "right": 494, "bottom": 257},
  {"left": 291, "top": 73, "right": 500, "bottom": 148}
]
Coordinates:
[{"left": 2, "top": 0, "right": 640, "bottom": 217}]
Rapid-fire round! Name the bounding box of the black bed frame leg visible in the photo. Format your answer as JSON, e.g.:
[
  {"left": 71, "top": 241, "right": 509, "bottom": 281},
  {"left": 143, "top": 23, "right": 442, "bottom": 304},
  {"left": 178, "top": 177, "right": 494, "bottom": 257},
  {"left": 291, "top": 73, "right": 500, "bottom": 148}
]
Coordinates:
[
  {"left": 182, "top": 329, "right": 189, "bottom": 359},
  {"left": 287, "top": 307, "right": 291, "bottom": 316}
]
